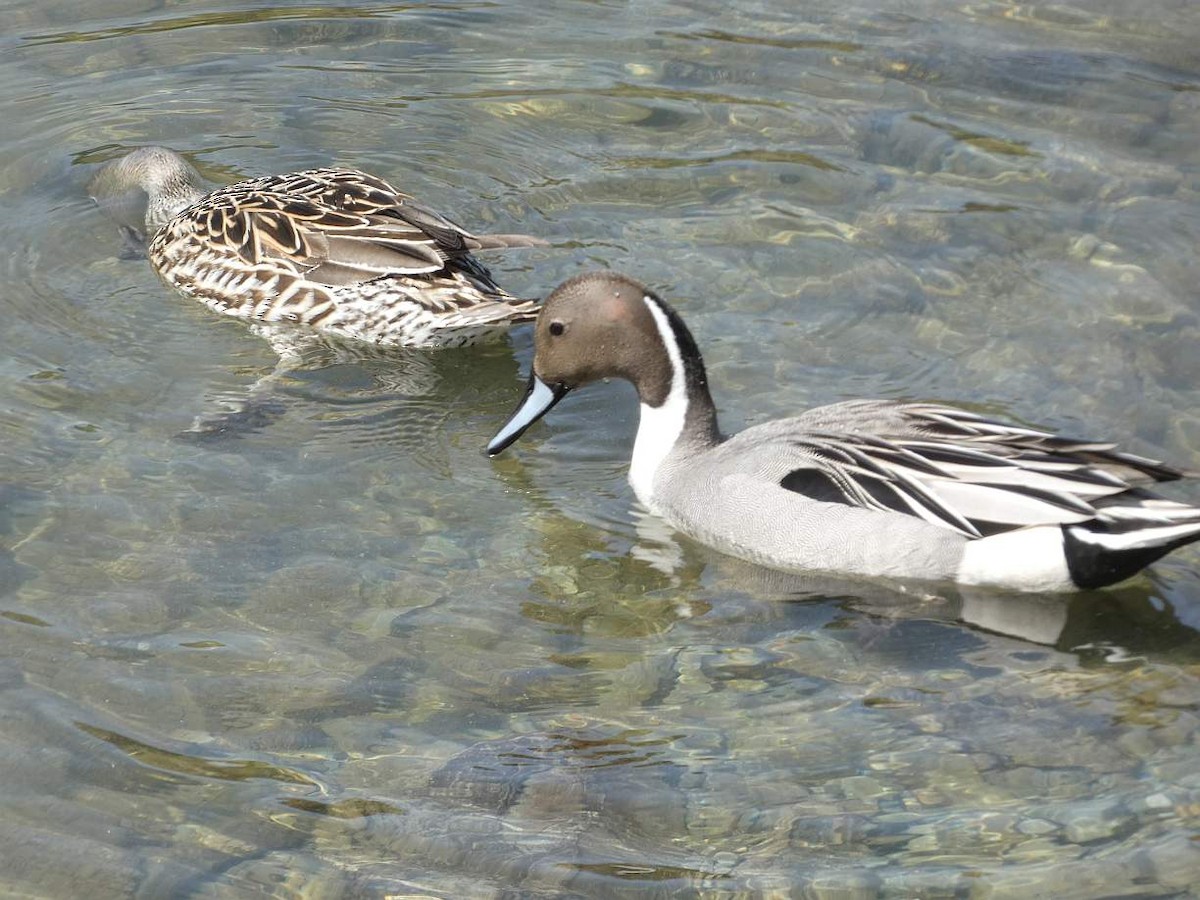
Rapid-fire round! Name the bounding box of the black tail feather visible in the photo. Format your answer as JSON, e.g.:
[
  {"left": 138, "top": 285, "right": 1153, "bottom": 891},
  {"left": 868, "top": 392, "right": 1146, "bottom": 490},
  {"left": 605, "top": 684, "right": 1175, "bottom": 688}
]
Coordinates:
[{"left": 1064, "top": 520, "right": 1200, "bottom": 589}]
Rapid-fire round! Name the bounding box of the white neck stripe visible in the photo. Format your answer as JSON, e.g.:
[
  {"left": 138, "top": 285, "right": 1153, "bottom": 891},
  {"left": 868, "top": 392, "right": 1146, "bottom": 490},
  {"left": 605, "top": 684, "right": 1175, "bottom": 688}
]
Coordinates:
[{"left": 628, "top": 295, "right": 690, "bottom": 510}]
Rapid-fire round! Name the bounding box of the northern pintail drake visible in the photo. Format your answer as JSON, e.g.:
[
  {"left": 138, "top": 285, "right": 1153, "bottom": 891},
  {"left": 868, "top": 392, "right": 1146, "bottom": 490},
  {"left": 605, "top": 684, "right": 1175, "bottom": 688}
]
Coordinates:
[
  {"left": 488, "top": 271, "right": 1200, "bottom": 592},
  {"left": 88, "top": 146, "right": 542, "bottom": 348}
]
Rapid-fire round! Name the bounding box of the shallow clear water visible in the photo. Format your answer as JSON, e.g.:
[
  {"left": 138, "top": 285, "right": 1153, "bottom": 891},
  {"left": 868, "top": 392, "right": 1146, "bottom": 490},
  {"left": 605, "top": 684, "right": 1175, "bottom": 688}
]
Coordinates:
[{"left": 4, "top": 0, "right": 1200, "bottom": 896}]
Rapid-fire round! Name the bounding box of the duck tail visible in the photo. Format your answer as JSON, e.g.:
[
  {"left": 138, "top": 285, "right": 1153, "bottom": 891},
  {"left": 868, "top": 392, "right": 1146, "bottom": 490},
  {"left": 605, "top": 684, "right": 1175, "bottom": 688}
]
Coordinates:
[
  {"left": 1063, "top": 495, "right": 1200, "bottom": 588},
  {"left": 472, "top": 233, "right": 551, "bottom": 250},
  {"left": 501, "top": 297, "right": 541, "bottom": 322}
]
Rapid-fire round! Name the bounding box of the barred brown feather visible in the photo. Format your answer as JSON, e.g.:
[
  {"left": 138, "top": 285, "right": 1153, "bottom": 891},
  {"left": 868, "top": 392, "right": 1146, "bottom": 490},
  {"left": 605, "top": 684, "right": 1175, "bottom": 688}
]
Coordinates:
[{"left": 95, "top": 148, "right": 542, "bottom": 349}]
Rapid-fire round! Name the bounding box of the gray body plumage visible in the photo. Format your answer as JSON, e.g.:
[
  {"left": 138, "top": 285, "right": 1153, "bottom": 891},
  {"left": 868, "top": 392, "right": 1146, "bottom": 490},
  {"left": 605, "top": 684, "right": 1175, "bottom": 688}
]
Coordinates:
[
  {"left": 488, "top": 272, "right": 1200, "bottom": 591},
  {"left": 651, "top": 399, "right": 1183, "bottom": 582},
  {"left": 652, "top": 412, "right": 966, "bottom": 581}
]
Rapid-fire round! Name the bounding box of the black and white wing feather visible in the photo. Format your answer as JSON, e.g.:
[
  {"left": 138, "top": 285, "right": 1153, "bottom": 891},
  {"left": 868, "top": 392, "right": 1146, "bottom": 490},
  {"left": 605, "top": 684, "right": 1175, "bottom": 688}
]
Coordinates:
[{"left": 740, "top": 400, "right": 1190, "bottom": 540}]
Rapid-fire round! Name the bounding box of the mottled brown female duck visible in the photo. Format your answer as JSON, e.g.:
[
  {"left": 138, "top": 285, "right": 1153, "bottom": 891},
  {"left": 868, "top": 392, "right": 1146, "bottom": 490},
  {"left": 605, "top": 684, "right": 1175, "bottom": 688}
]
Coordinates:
[{"left": 89, "top": 146, "right": 542, "bottom": 348}]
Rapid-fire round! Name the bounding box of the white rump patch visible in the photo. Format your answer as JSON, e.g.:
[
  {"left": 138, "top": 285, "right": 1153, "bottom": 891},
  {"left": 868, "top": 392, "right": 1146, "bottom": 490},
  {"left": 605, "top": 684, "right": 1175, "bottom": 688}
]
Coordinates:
[{"left": 957, "top": 526, "right": 1073, "bottom": 592}]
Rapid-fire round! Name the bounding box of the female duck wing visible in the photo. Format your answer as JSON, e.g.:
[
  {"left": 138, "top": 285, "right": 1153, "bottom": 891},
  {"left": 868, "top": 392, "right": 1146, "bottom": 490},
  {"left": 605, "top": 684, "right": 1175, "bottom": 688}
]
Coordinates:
[
  {"left": 246, "top": 195, "right": 450, "bottom": 285},
  {"left": 200, "top": 170, "right": 455, "bottom": 279},
  {"left": 255, "top": 167, "right": 542, "bottom": 258}
]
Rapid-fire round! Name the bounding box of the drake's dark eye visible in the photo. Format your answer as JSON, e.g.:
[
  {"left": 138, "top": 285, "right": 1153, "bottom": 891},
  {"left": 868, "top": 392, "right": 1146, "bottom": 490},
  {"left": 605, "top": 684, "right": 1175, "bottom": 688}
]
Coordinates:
[{"left": 548, "top": 321, "right": 566, "bottom": 336}]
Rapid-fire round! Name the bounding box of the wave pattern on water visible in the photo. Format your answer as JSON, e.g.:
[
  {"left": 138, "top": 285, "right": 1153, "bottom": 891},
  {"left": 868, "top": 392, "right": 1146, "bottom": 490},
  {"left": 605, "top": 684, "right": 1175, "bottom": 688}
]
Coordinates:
[{"left": 1, "top": 0, "right": 1198, "bottom": 896}]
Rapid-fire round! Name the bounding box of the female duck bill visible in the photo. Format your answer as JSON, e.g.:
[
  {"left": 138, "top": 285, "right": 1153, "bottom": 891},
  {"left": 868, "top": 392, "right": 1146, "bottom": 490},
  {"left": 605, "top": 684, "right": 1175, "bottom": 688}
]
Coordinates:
[{"left": 487, "top": 376, "right": 569, "bottom": 456}]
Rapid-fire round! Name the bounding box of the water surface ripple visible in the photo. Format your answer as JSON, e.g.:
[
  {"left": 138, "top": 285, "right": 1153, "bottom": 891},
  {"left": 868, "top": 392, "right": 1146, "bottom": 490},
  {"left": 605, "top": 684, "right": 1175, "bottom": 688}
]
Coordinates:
[{"left": 3, "top": 0, "right": 1200, "bottom": 896}]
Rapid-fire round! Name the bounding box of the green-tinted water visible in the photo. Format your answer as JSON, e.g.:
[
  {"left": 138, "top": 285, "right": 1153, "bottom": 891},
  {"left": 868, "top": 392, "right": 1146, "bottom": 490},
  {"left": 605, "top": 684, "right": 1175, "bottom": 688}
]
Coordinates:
[{"left": 3, "top": 1, "right": 1200, "bottom": 896}]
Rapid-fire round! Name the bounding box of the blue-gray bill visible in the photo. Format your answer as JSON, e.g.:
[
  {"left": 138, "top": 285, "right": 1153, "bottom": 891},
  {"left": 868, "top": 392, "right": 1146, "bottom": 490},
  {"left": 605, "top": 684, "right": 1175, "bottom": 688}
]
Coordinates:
[{"left": 486, "top": 376, "right": 568, "bottom": 456}]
